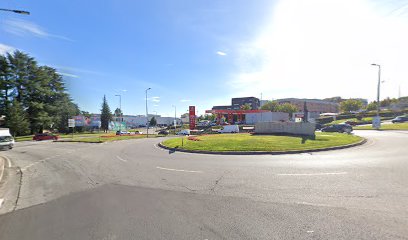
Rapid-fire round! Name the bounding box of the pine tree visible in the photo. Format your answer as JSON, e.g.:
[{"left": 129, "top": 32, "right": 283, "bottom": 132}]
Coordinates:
[
  {"left": 100, "top": 95, "right": 112, "bottom": 132},
  {"left": 6, "top": 99, "right": 30, "bottom": 136}
]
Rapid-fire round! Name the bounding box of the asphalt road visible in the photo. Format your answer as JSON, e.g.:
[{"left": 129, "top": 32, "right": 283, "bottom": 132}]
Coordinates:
[{"left": 0, "top": 130, "right": 407, "bottom": 239}]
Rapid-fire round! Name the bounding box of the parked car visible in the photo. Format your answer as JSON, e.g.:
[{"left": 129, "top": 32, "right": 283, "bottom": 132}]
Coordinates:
[
  {"left": 177, "top": 129, "right": 190, "bottom": 136},
  {"left": 218, "top": 125, "right": 239, "bottom": 133},
  {"left": 116, "top": 131, "right": 131, "bottom": 135},
  {"left": 0, "top": 128, "right": 14, "bottom": 150},
  {"left": 158, "top": 130, "right": 169, "bottom": 135},
  {"left": 321, "top": 124, "right": 353, "bottom": 133},
  {"left": 33, "top": 133, "right": 59, "bottom": 141},
  {"left": 391, "top": 116, "right": 408, "bottom": 123},
  {"left": 315, "top": 123, "right": 324, "bottom": 130}
]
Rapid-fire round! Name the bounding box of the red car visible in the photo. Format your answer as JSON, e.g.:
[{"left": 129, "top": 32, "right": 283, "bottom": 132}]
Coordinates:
[{"left": 33, "top": 133, "right": 59, "bottom": 141}]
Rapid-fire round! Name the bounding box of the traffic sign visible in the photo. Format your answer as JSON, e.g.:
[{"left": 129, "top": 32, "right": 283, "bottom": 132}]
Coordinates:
[{"left": 68, "top": 119, "right": 75, "bottom": 128}]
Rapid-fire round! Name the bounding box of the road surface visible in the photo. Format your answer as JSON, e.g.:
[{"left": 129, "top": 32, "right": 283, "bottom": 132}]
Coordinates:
[{"left": 0, "top": 130, "right": 407, "bottom": 239}]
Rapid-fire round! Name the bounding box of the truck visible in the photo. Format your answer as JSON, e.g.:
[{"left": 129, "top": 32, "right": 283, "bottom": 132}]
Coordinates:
[
  {"left": 217, "top": 125, "right": 239, "bottom": 133},
  {"left": 0, "top": 128, "right": 15, "bottom": 150}
]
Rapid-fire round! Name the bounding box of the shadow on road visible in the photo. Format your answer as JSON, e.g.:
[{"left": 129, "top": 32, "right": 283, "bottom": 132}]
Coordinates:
[{"left": 169, "top": 146, "right": 178, "bottom": 154}]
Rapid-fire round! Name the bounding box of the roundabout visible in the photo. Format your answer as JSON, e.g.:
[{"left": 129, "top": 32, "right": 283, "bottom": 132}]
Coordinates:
[{"left": 160, "top": 132, "right": 365, "bottom": 154}]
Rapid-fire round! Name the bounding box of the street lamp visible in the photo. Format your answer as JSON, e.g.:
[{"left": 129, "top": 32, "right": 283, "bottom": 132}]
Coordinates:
[
  {"left": 0, "top": 8, "right": 30, "bottom": 15},
  {"left": 145, "top": 88, "right": 151, "bottom": 138},
  {"left": 115, "top": 94, "right": 122, "bottom": 132},
  {"left": 371, "top": 63, "right": 381, "bottom": 129},
  {"left": 172, "top": 105, "right": 177, "bottom": 135}
]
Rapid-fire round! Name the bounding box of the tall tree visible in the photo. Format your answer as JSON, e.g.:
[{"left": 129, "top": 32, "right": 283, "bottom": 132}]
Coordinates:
[
  {"left": 0, "top": 55, "right": 12, "bottom": 116},
  {"left": 149, "top": 116, "right": 157, "bottom": 126},
  {"left": 6, "top": 99, "right": 30, "bottom": 136},
  {"left": 276, "top": 103, "right": 298, "bottom": 117},
  {"left": 340, "top": 99, "right": 363, "bottom": 112},
  {"left": 100, "top": 95, "right": 112, "bottom": 132},
  {"left": 261, "top": 101, "right": 279, "bottom": 111}
]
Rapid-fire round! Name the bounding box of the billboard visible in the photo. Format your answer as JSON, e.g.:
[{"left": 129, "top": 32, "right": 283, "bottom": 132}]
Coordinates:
[{"left": 189, "top": 106, "right": 196, "bottom": 130}]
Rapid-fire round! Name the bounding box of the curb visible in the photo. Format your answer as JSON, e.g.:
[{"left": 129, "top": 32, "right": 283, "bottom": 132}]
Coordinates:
[
  {"left": 158, "top": 138, "right": 367, "bottom": 155},
  {"left": 0, "top": 156, "right": 4, "bottom": 183},
  {"left": 53, "top": 140, "right": 102, "bottom": 144}
]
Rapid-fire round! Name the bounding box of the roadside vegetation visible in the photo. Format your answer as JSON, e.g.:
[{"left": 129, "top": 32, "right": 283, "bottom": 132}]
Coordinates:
[
  {"left": 162, "top": 132, "right": 362, "bottom": 152},
  {"left": 354, "top": 122, "right": 408, "bottom": 130}
]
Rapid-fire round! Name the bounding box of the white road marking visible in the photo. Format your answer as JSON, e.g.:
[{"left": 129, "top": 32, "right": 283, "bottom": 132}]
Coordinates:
[
  {"left": 277, "top": 172, "right": 348, "bottom": 176},
  {"left": 156, "top": 166, "right": 202, "bottom": 173},
  {"left": 0, "top": 198, "right": 4, "bottom": 208},
  {"left": 307, "top": 230, "right": 314, "bottom": 233},
  {"left": 116, "top": 156, "right": 127, "bottom": 162},
  {"left": 3, "top": 156, "right": 12, "bottom": 168}
]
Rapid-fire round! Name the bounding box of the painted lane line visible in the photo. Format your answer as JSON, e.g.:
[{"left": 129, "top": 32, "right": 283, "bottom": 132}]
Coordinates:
[
  {"left": 0, "top": 198, "right": 3, "bottom": 208},
  {"left": 116, "top": 156, "right": 127, "bottom": 162},
  {"left": 156, "top": 166, "right": 202, "bottom": 173},
  {"left": 277, "top": 172, "right": 348, "bottom": 176}
]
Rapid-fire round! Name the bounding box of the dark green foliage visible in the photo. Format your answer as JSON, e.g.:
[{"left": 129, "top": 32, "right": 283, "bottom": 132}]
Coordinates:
[
  {"left": 0, "top": 51, "right": 79, "bottom": 135},
  {"left": 100, "top": 95, "right": 112, "bottom": 132},
  {"left": 6, "top": 99, "right": 30, "bottom": 136}
]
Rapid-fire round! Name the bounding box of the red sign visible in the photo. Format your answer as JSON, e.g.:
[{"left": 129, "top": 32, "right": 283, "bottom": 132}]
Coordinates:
[{"left": 189, "top": 106, "right": 196, "bottom": 130}]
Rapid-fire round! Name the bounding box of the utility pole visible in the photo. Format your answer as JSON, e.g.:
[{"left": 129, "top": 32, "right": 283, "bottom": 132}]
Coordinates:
[
  {"left": 371, "top": 64, "right": 381, "bottom": 129},
  {"left": 145, "top": 88, "right": 151, "bottom": 138},
  {"left": 172, "top": 105, "right": 177, "bottom": 135},
  {"left": 115, "top": 94, "right": 122, "bottom": 132}
]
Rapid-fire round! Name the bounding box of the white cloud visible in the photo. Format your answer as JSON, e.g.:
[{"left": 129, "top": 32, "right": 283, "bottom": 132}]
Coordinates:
[
  {"left": 4, "top": 18, "right": 73, "bottom": 41},
  {"left": 153, "top": 104, "right": 159, "bottom": 107},
  {"left": 56, "top": 72, "right": 80, "bottom": 78},
  {"left": 180, "top": 99, "right": 191, "bottom": 102},
  {"left": 0, "top": 43, "right": 15, "bottom": 55},
  {"left": 228, "top": 0, "right": 408, "bottom": 101},
  {"left": 216, "top": 51, "right": 227, "bottom": 56},
  {"left": 150, "top": 96, "right": 160, "bottom": 103}
]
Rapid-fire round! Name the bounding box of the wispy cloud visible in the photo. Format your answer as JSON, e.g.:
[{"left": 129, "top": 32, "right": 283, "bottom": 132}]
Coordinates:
[
  {"left": 216, "top": 51, "right": 227, "bottom": 56},
  {"left": 0, "top": 43, "right": 15, "bottom": 55},
  {"left": 4, "top": 18, "right": 73, "bottom": 41},
  {"left": 180, "top": 99, "right": 191, "bottom": 102},
  {"left": 150, "top": 96, "right": 160, "bottom": 103},
  {"left": 56, "top": 72, "right": 80, "bottom": 78},
  {"left": 153, "top": 104, "right": 159, "bottom": 107}
]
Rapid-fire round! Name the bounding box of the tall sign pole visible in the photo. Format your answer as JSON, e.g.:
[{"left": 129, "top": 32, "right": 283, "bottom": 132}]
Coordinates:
[{"left": 189, "top": 106, "right": 196, "bottom": 130}]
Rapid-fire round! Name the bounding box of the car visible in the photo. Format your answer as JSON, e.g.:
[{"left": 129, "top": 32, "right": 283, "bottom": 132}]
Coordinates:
[
  {"left": 218, "top": 125, "right": 239, "bottom": 133},
  {"left": 0, "top": 128, "right": 14, "bottom": 150},
  {"left": 158, "top": 130, "right": 169, "bottom": 135},
  {"left": 116, "top": 131, "right": 131, "bottom": 135},
  {"left": 391, "top": 116, "right": 408, "bottom": 123},
  {"left": 33, "top": 133, "right": 59, "bottom": 141},
  {"left": 177, "top": 129, "right": 190, "bottom": 135},
  {"left": 321, "top": 124, "right": 353, "bottom": 133}
]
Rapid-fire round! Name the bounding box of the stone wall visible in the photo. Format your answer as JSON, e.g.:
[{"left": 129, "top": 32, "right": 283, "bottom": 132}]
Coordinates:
[{"left": 255, "top": 122, "right": 316, "bottom": 136}]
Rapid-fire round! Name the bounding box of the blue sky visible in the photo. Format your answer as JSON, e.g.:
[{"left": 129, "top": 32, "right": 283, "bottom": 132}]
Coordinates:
[{"left": 1, "top": 0, "right": 408, "bottom": 117}]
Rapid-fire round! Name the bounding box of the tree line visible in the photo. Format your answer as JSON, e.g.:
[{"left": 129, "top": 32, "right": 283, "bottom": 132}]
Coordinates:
[{"left": 0, "top": 51, "right": 80, "bottom": 136}]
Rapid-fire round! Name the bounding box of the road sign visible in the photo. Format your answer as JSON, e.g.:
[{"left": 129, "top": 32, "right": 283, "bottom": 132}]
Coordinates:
[
  {"left": 68, "top": 119, "right": 75, "bottom": 128},
  {"left": 372, "top": 116, "right": 381, "bottom": 129}
]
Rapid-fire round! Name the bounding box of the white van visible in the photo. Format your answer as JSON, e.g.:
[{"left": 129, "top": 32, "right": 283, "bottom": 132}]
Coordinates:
[
  {"left": 0, "top": 128, "right": 15, "bottom": 150},
  {"left": 218, "top": 125, "right": 239, "bottom": 133},
  {"left": 177, "top": 129, "right": 190, "bottom": 135}
]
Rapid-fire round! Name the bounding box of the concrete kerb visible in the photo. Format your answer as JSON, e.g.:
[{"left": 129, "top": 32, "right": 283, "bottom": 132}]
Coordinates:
[{"left": 158, "top": 138, "right": 367, "bottom": 155}]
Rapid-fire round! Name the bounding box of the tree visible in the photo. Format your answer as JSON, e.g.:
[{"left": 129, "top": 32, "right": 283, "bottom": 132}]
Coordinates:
[
  {"left": 276, "top": 103, "right": 298, "bottom": 117},
  {"left": 340, "top": 99, "right": 363, "bottom": 112},
  {"left": 100, "top": 95, "right": 112, "bottom": 132},
  {"left": 149, "top": 116, "right": 157, "bottom": 126},
  {"left": 114, "top": 108, "right": 123, "bottom": 117},
  {"left": 365, "top": 101, "right": 378, "bottom": 111},
  {"left": 240, "top": 103, "right": 251, "bottom": 110},
  {"left": 261, "top": 101, "right": 279, "bottom": 111},
  {"left": 380, "top": 97, "right": 398, "bottom": 107},
  {"left": 6, "top": 99, "right": 30, "bottom": 136}
]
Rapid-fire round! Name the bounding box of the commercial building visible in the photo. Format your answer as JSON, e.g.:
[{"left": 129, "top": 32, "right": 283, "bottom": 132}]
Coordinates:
[
  {"left": 212, "top": 97, "right": 260, "bottom": 110},
  {"left": 276, "top": 98, "right": 339, "bottom": 113}
]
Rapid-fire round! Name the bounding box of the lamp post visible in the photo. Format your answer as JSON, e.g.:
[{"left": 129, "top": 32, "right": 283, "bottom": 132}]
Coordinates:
[
  {"left": 0, "top": 8, "right": 30, "bottom": 15},
  {"left": 172, "top": 105, "right": 177, "bottom": 135},
  {"left": 371, "top": 63, "right": 381, "bottom": 129},
  {"left": 115, "top": 94, "right": 122, "bottom": 132},
  {"left": 145, "top": 88, "right": 151, "bottom": 138}
]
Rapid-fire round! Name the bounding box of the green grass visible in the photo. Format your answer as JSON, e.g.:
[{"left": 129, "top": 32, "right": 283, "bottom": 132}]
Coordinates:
[
  {"left": 329, "top": 117, "right": 393, "bottom": 125},
  {"left": 162, "top": 132, "right": 363, "bottom": 152},
  {"left": 14, "top": 135, "right": 34, "bottom": 142},
  {"left": 58, "top": 134, "right": 160, "bottom": 143},
  {"left": 354, "top": 122, "right": 408, "bottom": 130}
]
